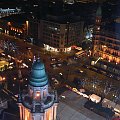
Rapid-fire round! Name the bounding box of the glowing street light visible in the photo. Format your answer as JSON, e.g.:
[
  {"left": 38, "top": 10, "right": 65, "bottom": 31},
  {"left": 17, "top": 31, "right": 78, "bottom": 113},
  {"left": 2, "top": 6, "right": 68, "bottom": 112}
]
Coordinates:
[
  {"left": 2, "top": 77, "right": 5, "bottom": 80},
  {"left": 26, "top": 20, "right": 29, "bottom": 35}
]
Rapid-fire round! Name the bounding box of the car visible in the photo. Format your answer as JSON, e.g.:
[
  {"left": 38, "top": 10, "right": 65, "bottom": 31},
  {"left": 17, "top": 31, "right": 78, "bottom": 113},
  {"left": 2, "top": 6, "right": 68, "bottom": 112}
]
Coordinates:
[
  {"left": 82, "top": 65, "right": 89, "bottom": 69},
  {"left": 78, "top": 69, "right": 83, "bottom": 73},
  {"left": 56, "top": 58, "right": 61, "bottom": 62},
  {"left": 23, "top": 40, "right": 26, "bottom": 42},
  {"left": 100, "top": 70, "right": 106, "bottom": 75},
  {"left": 50, "top": 63, "right": 57, "bottom": 69},
  {"left": 50, "top": 57, "right": 56, "bottom": 61},
  {"left": 75, "top": 69, "right": 83, "bottom": 73},
  {"left": 50, "top": 63, "right": 56, "bottom": 67},
  {"left": 59, "top": 73, "right": 63, "bottom": 76},
  {"left": 51, "top": 78, "right": 59, "bottom": 85},
  {"left": 109, "top": 74, "right": 114, "bottom": 78},
  {"left": 90, "top": 67, "right": 97, "bottom": 72},
  {"left": 26, "top": 47, "right": 31, "bottom": 50},
  {"left": 56, "top": 62, "right": 62, "bottom": 67},
  {"left": 62, "top": 60, "right": 68, "bottom": 66},
  {"left": 116, "top": 76, "right": 120, "bottom": 81},
  {"left": 73, "top": 56, "right": 78, "bottom": 60}
]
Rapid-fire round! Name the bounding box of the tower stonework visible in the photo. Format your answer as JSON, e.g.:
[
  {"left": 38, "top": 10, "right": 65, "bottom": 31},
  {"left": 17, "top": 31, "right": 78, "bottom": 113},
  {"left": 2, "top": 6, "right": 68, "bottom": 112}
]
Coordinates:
[
  {"left": 18, "top": 58, "right": 58, "bottom": 120},
  {"left": 94, "top": 5, "right": 102, "bottom": 33},
  {"left": 92, "top": 5, "right": 102, "bottom": 57}
]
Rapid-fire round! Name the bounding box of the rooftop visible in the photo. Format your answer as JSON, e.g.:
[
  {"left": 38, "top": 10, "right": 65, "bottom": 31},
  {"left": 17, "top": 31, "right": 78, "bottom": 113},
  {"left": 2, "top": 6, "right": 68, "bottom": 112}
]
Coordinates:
[
  {"left": 57, "top": 90, "right": 106, "bottom": 120},
  {"left": 29, "top": 58, "right": 48, "bottom": 87}
]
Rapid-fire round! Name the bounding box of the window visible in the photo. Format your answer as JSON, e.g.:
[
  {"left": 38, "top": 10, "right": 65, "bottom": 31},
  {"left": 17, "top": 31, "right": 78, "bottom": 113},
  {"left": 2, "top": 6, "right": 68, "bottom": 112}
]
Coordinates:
[
  {"left": 35, "top": 91, "right": 40, "bottom": 100},
  {"left": 29, "top": 89, "right": 33, "bottom": 97},
  {"left": 43, "top": 91, "right": 46, "bottom": 98}
]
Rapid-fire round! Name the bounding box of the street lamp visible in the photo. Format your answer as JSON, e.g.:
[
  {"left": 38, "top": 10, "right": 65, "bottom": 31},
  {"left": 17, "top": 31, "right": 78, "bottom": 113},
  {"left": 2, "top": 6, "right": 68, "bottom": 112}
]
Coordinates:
[
  {"left": 7, "top": 22, "right": 11, "bottom": 35},
  {"left": 26, "top": 20, "right": 29, "bottom": 36}
]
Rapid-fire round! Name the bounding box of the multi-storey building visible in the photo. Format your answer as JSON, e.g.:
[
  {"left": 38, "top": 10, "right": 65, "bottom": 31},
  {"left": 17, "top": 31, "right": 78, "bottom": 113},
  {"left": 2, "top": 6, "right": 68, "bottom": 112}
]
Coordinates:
[
  {"left": 0, "top": 13, "right": 28, "bottom": 39},
  {"left": 92, "top": 6, "right": 120, "bottom": 77},
  {"left": 41, "top": 20, "right": 83, "bottom": 52},
  {"left": 29, "top": 14, "right": 84, "bottom": 52},
  {"left": 18, "top": 58, "right": 58, "bottom": 120}
]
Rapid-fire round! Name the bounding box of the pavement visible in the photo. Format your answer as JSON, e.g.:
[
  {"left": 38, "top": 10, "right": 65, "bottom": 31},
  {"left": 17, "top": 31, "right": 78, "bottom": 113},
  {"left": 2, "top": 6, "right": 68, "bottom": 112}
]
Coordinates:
[{"left": 57, "top": 90, "right": 106, "bottom": 120}]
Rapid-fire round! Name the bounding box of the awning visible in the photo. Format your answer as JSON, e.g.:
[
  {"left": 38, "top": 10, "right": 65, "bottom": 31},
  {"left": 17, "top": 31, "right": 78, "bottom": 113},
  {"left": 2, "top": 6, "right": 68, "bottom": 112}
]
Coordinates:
[
  {"left": 89, "top": 94, "right": 101, "bottom": 103},
  {"left": 102, "top": 98, "right": 116, "bottom": 108},
  {"left": 114, "top": 104, "right": 120, "bottom": 113}
]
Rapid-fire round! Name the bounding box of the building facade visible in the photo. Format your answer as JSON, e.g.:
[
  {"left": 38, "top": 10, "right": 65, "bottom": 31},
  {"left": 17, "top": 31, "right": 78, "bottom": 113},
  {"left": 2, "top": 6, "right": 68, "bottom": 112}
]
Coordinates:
[
  {"left": 93, "top": 33, "right": 120, "bottom": 64},
  {"left": 0, "top": 13, "right": 28, "bottom": 39},
  {"left": 29, "top": 15, "right": 84, "bottom": 52},
  {"left": 92, "top": 6, "right": 120, "bottom": 76},
  {"left": 41, "top": 20, "right": 83, "bottom": 52},
  {"left": 18, "top": 58, "right": 58, "bottom": 120}
]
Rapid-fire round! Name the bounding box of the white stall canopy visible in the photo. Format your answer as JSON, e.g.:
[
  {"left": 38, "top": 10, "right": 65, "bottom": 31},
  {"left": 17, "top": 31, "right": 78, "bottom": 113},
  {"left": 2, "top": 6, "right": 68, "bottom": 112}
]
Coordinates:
[{"left": 89, "top": 94, "right": 101, "bottom": 103}]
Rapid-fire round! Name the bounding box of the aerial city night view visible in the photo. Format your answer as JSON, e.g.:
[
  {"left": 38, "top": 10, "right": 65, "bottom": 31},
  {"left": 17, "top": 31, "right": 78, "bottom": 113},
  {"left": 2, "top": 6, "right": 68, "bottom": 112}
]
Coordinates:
[{"left": 0, "top": 0, "right": 120, "bottom": 120}]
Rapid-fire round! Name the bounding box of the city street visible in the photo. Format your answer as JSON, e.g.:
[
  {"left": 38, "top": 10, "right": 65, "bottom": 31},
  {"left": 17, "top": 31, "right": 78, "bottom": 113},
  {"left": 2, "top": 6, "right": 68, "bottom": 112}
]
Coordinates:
[{"left": 0, "top": 33, "right": 120, "bottom": 104}]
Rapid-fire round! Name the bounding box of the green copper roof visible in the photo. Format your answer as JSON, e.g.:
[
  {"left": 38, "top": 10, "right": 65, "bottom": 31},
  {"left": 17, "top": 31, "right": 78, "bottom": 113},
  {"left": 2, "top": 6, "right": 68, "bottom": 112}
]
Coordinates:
[
  {"left": 96, "top": 6, "right": 102, "bottom": 17},
  {"left": 29, "top": 58, "right": 48, "bottom": 87}
]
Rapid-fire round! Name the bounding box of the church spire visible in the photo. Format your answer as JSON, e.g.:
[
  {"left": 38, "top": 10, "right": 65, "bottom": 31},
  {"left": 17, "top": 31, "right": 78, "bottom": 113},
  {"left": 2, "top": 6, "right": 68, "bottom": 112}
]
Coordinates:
[{"left": 96, "top": 5, "right": 102, "bottom": 17}]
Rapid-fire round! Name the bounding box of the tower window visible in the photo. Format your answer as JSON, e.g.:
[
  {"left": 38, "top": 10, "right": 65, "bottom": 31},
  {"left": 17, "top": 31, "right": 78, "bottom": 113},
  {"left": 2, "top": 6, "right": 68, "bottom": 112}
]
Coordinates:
[
  {"left": 35, "top": 91, "right": 40, "bottom": 100},
  {"left": 29, "top": 88, "right": 33, "bottom": 97},
  {"left": 43, "top": 91, "right": 46, "bottom": 98}
]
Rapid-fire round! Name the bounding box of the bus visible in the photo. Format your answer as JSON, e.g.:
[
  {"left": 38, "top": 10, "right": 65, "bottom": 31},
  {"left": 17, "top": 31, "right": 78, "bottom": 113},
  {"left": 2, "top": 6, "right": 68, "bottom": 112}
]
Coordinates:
[{"left": 75, "top": 50, "right": 85, "bottom": 57}]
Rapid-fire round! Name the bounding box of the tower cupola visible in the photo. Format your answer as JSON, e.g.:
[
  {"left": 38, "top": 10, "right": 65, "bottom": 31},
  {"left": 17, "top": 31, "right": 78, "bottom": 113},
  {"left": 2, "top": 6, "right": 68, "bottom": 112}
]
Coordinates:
[
  {"left": 18, "top": 57, "right": 58, "bottom": 120},
  {"left": 29, "top": 58, "right": 48, "bottom": 87}
]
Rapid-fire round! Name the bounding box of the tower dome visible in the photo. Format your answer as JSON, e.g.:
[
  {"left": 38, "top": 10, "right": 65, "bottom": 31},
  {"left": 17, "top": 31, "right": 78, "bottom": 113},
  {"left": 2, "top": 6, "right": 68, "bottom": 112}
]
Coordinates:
[{"left": 29, "top": 58, "right": 48, "bottom": 87}]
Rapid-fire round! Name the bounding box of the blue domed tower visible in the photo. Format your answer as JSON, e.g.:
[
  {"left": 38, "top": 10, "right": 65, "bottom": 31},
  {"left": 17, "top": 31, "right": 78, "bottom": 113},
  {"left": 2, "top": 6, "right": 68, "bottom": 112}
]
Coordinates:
[{"left": 18, "top": 58, "right": 58, "bottom": 120}]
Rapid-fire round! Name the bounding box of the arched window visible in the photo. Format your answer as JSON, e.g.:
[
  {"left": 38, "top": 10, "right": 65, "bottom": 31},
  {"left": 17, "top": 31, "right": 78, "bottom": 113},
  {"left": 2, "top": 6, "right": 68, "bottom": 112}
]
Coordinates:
[{"left": 35, "top": 91, "right": 40, "bottom": 100}]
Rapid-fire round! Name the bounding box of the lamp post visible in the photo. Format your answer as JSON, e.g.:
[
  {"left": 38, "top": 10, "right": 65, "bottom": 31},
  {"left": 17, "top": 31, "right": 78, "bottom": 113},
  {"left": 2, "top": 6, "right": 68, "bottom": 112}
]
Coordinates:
[
  {"left": 26, "top": 20, "right": 29, "bottom": 36},
  {"left": 7, "top": 22, "right": 11, "bottom": 35}
]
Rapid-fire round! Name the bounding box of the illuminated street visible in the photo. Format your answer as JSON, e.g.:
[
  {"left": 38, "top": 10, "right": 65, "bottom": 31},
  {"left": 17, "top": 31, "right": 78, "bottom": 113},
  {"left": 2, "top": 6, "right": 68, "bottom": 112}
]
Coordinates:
[
  {"left": 0, "top": 33, "right": 119, "bottom": 104},
  {"left": 0, "top": 1, "right": 120, "bottom": 120}
]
